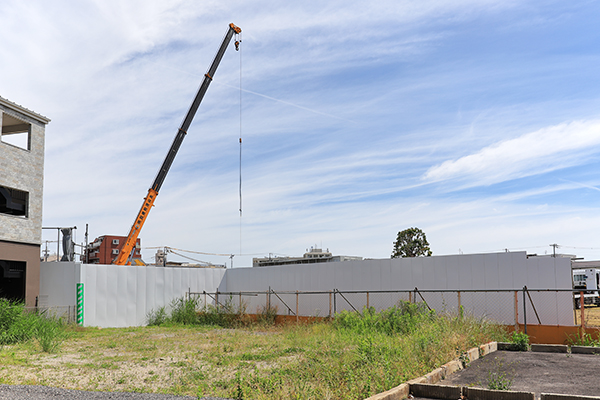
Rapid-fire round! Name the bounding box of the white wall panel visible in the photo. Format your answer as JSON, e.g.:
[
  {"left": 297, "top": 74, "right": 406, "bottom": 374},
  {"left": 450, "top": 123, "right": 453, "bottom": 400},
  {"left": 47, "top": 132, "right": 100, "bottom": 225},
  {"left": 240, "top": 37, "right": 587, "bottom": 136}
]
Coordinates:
[
  {"left": 484, "top": 254, "right": 499, "bottom": 290},
  {"left": 434, "top": 256, "right": 447, "bottom": 290},
  {"left": 136, "top": 267, "right": 147, "bottom": 325},
  {"left": 445, "top": 256, "right": 459, "bottom": 290},
  {"left": 126, "top": 268, "right": 137, "bottom": 326},
  {"left": 510, "top": 252, "right": 527, "bottom": 287},
  {"left": 498, "top": 254, "right": 514, "bottom": 289},
  {"left": 39, "top": 262, "right": 79, "bottom": 309},
  {"left": 471, "top": 254, "right": 485, "bottom": 289},
  {"left": 456, "top": 255, "right": 471, "bottom": 290},
  {"left": 380, "top": 259, "right": 392, "bottom": 291},
  {"left": 410, "top": 258, "right": 424, "bottom": 289},
  {"left": 96, "top": 267, "right": 108, "bottom": 327}
]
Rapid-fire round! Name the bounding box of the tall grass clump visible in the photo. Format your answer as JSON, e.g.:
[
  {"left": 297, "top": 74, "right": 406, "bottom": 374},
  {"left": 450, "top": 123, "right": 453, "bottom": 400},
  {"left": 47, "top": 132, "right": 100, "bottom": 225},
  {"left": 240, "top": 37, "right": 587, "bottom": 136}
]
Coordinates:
[
  {"left": 0, "top": 299, "right": 37, "bottom": 345},
  {"left": 0, "top": 298, "right": 67, "bottom": 352},
  {"left": 147, "top": 296, "right": 250, "bottom": 328},
  {"left": 35, "top": 314, "right": 67, "bottom": 353},
  {"left": 170, "top": 297, "right": 200, "bottom": 325},
  {"left": 332, "top": 302, "right": 434, "bottom": 335}
]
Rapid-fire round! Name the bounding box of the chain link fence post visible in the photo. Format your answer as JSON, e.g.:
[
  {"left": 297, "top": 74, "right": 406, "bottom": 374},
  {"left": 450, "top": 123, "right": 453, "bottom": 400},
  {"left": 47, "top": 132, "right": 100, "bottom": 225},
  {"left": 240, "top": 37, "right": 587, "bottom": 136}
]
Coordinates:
[
  {"left": 580, "top": 290, "right": 585, "bottom": 336},
  {"left": 522, "top": 286, "right": 527, "bottom": 334}
]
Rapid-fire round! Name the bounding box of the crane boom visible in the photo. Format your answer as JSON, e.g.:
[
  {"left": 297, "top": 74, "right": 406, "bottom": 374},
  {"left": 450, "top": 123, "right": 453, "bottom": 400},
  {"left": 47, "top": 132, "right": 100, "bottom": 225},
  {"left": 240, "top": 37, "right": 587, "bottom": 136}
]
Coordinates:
[{"left": 114, "top": 23, "right": 241, "bottom": 265}]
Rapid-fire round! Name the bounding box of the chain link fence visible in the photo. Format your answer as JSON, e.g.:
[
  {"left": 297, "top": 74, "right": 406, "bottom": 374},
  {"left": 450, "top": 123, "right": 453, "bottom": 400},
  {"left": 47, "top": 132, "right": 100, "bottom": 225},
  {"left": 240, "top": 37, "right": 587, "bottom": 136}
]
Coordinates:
[
  {"left": 189, "top": 287, "right": 596, "bottom": 328},
  {"left": 24, "top": 305, "right": 79, "bottom": 324}
]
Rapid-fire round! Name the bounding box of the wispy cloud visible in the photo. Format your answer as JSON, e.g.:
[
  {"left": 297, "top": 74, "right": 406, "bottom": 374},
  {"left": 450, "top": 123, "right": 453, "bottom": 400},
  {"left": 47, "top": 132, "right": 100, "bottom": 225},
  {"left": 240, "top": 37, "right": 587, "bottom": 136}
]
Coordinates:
[{"left": 423, "top": 120, "right": 600, "bottom": 188}]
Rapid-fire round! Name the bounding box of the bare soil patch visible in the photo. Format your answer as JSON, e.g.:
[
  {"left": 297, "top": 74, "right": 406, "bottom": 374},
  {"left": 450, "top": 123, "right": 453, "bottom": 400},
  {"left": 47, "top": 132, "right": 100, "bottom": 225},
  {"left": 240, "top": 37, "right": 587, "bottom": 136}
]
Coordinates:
[{"left": 441, "top": 350, "right": 600, "bottom": 397}]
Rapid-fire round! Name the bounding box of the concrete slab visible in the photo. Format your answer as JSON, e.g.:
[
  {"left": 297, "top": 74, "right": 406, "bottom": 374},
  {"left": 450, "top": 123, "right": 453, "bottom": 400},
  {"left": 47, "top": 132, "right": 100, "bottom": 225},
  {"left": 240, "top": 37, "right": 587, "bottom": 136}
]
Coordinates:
[
  {"left": 464, "top": 387, "right": 535, "bottom": 400},
  {"left": 540, "top": 393, "right": 600, "bottom": 400},
  {"left": 541, "top": 394, "right": 600, "bottom": 400},
  {"left": 530, "top": 344, "right": 568, "bottom": 353},
  {"left": 442, "top": 351, "right": 600, "bottom": 398},
  {"left": 410, "top": 383, "right": 461, "bottom": 400},
  {"left": 570, "top": 345, "right": 600, "bottom": 355}
]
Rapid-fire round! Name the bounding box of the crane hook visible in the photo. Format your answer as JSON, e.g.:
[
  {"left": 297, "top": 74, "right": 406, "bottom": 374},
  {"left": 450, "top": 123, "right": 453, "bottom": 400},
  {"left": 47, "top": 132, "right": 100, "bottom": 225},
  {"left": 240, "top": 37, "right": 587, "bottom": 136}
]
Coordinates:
[{"left": 235, "top": 40, "right": 240, "bottom": 51}]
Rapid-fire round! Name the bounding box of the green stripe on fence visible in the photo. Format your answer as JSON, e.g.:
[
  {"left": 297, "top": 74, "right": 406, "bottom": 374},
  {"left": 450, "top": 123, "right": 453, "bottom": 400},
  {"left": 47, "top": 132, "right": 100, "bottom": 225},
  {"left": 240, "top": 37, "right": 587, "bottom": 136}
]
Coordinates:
[{"left": 76, "top": 283, "right": 84, "bottom": 326}]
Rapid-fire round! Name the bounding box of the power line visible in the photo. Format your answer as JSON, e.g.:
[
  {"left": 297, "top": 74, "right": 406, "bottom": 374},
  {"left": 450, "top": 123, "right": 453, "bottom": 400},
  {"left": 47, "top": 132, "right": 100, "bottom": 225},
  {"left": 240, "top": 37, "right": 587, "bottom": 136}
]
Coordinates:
[{"left": 144, "top": 246, "right": 231, "bottom": 257}]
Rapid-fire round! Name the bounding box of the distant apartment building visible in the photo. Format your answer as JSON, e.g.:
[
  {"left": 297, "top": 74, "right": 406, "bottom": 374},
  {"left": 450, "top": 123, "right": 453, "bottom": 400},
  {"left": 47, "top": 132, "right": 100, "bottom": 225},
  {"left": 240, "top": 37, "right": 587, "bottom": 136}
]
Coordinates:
[
  {"left": 0, "top": 96, "right": 50, "bottom": 305},
  {"left": 84, "top": 235, "right": 142, "bottom": 264},
  {"left": 253, "top": 247, "right": 363, "bottom": 267}
]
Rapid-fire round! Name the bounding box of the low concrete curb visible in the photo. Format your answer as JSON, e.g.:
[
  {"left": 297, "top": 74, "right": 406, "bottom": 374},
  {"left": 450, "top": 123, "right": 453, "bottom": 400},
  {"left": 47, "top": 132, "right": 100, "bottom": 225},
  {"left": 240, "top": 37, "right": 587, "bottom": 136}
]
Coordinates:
[
  {"left": 570, "top": 345, "right": 600, "bottom": 355},
  {"left": 480, "top": 341, "right": 498, "bottom": 356},
  {"left": 442, "top": 359, "right": 463, "bottom": 376},
  {"left": 464, "top": 387, "right": 535, "bottom": 400},
  {"left": 541, "top": 394, "right": 600, "bottom": 400},
  {"left": 497, "top": 342, "right": 521, "bottom": 351},
  {"left": 466, "top": 346, "right": 480, "bottom": 363},
  {"left": 410, "top": 383, "right": 461, "bottom": 400},
  {"left": 530, "top": 344, "right": 568, "bottom": 353},
  {"left": 425, "top": 367, "right": 445, "bottom": 384},
  {"left": 364, "top": 383, "right": 409, "bottom": 400}
]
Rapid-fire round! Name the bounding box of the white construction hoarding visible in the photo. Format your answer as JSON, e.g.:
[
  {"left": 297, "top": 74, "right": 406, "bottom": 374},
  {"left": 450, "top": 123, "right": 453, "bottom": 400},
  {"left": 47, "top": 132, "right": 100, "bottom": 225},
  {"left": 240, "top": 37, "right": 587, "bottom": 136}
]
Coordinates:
[{"left": 39, "top": 251, "right": 573, "bottom": 327}]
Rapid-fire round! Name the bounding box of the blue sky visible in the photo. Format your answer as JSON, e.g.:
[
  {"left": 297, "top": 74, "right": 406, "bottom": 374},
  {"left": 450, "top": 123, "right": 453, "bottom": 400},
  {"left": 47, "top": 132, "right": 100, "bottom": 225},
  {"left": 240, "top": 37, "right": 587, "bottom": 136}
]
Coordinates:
[{"left": 3, "top": 0, "right": 600, "bottom": 266}]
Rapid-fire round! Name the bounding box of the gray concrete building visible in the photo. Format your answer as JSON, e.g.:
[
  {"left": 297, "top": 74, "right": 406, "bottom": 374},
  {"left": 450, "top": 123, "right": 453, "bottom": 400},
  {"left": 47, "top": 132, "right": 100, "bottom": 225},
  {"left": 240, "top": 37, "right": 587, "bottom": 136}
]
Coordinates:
[
  {"left": 0, "top": 96, "right": 50, "bottom": 306},
  {"left": 253, "top": 247, "right": 363, "bottom": 267}
]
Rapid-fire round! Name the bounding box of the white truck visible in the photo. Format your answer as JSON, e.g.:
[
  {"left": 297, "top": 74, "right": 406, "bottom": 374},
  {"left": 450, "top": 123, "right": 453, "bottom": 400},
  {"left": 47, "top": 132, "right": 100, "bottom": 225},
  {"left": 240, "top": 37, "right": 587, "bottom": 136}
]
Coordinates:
[{"left": 573, "top": 268, "right": 600, "bottom": 309}]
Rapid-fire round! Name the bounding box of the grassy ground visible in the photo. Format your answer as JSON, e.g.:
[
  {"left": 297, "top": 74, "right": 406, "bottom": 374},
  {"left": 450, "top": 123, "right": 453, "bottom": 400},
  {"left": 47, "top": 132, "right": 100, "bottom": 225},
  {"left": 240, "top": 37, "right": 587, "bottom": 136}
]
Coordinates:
[{"left": 0, "top": 304, "right": 509, "bottom": 400}]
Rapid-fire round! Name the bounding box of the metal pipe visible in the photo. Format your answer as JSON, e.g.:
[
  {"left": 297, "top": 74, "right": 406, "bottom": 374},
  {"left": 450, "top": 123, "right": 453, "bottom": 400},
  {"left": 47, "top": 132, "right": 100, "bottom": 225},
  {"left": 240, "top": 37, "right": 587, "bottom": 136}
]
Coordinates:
[{"left": 523, "top": 286, "right": 527, "bottom": 335}]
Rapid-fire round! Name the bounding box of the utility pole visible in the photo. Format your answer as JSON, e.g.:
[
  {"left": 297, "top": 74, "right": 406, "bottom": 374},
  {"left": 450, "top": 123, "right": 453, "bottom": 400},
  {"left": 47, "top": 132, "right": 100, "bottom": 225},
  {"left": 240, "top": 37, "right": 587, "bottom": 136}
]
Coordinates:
[
  {"left": 550, "top": 243, "right": 559, "bottom": 258},
  {"left": 85, "top": 224, "right": 89, "bottom": 264}
]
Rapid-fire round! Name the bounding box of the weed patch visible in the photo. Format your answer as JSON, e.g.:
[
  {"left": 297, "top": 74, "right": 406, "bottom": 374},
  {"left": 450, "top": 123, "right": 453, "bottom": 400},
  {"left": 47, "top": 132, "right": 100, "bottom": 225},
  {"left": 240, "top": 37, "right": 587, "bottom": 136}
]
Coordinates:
[
  {"left": 0, "top": 299, "right": 68, "bottom": 352},
  {"left": 566, "top": 331, "right": 600, "bottom": 347},
  {"left": 510, "top": 331, "right": 529, "bottom": 351},
  {"left": 0, "top": 303, "right": 508, "bottom": 399}
]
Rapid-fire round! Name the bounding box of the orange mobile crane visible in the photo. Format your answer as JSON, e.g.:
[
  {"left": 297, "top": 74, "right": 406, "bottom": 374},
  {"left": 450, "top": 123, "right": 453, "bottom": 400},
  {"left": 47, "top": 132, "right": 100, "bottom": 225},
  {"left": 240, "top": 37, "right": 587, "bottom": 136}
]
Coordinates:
[{"left": 114, "top": 23, "right": 241, "bottom": 265}]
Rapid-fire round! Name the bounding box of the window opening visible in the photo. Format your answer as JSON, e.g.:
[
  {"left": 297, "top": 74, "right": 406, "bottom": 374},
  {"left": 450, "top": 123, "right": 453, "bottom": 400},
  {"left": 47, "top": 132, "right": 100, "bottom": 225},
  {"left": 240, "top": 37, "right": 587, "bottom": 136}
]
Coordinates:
[
  {"left": 0, "top": 260, "right": 26, "bottom": 301},
  {"left": 1, "top": 112, "right": 31, "bottom": 151},
  {"left": 0, "top": 185, "right": 29, "bottom": 217}
]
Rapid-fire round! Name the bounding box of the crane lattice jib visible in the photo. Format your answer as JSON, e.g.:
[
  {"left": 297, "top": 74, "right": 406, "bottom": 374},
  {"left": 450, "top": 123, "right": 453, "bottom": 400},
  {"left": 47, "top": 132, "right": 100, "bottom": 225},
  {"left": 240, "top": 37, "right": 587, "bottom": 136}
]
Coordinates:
[{"left": 114, "top": 23, "right": 241, "bottom": 266}]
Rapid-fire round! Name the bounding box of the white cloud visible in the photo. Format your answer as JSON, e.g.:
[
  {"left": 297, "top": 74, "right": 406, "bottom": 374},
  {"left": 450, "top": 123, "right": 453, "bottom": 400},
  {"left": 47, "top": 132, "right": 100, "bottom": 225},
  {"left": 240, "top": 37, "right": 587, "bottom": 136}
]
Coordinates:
[{"left": 423, "top": 120, "right": 600, "bottom": 187}]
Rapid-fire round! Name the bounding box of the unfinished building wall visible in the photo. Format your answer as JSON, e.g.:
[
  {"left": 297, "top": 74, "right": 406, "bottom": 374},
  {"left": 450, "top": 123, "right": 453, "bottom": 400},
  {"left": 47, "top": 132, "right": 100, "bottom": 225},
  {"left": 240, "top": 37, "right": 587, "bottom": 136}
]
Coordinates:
[{"left": 0, "top": 96, "right": 50, "bottom": 306}]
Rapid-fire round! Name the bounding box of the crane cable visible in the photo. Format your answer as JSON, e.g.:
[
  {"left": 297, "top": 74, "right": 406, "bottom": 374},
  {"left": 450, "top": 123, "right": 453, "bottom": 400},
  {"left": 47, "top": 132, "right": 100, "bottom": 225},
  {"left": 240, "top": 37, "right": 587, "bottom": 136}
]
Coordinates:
[{"left": 237, "top": 31, "right": 243, "bottom": 262}]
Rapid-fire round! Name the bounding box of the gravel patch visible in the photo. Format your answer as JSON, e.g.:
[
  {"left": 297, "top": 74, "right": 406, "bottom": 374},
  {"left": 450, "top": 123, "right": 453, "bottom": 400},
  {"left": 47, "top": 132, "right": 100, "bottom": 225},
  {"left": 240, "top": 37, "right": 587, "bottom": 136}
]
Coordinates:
[{"left": 0, "top": 385, "right": 233, "bottom": 400}]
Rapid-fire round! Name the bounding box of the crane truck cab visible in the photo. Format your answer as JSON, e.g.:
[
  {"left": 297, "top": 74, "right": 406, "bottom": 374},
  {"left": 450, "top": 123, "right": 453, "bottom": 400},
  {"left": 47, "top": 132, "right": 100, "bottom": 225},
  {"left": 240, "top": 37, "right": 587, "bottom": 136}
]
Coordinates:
[{"left": 573, "top": 268, "right": 600, "bottom": 309}]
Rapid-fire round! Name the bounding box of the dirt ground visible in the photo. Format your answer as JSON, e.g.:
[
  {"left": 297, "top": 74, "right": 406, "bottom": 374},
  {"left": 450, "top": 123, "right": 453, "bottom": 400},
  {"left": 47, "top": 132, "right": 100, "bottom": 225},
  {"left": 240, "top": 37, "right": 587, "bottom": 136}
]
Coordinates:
[
  {"left": 575, "top": 304, "right": 600, "bottom": 326},
  {"left": 440, "top": 350, "right": 600, "bottom": 398}
]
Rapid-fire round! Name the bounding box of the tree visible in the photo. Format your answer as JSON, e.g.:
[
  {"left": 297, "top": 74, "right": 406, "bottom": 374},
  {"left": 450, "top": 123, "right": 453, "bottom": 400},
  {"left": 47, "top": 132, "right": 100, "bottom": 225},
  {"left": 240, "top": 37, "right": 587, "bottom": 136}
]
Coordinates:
[{"left": 391, "top": 227, "right": 432, "bottom": 258}]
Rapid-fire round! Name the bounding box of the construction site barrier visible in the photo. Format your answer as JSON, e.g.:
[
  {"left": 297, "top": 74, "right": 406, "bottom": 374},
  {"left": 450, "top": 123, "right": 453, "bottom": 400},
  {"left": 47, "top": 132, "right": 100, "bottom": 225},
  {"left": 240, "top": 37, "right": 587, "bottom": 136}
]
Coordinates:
[{"left": 187, "top": 287, "right": 600, "bottom": 344}]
